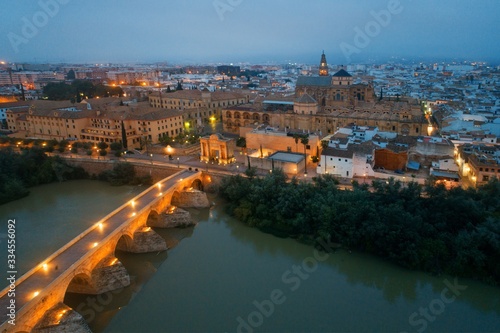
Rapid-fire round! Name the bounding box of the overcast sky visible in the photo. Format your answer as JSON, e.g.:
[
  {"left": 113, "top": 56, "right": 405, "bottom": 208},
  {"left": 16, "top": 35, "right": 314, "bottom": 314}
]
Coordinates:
[{"left": 1, "top": 0, "right": 499, "bottom": 65}]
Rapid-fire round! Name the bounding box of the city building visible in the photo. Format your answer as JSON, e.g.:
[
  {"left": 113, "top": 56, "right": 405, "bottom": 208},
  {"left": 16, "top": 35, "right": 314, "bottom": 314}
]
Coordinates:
[
  {"left": 148, "top": 89, "right": 249, "bottom": 131},
  {"left": 5, "top": 98, "right": 184, "bottom": 148},
  {"left": 0, "top": 101, "right": 29, "bottom": 127},
  {"left": 223, "top": 52, "right": 428, "bottom": 137},
  {"left": 456, "top": 143, "right": 500, "bottom": 187}
]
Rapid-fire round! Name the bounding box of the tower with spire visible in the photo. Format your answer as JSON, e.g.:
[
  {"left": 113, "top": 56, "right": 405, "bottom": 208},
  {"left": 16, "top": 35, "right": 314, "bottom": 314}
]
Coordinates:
[{"left": 319, "top": 51, "right": 329, "bottom": 76}]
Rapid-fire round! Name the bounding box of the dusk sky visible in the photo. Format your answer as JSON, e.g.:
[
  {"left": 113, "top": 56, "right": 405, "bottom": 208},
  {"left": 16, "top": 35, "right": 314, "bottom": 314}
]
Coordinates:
[{"left": 1, "top": 0, "right": 499, "bottom": 65}]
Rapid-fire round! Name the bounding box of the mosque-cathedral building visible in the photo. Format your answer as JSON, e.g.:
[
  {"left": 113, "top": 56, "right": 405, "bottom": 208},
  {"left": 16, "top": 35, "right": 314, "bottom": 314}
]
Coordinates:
[{"left": 223, "top": 52, "right": 428, "bottom": 136}]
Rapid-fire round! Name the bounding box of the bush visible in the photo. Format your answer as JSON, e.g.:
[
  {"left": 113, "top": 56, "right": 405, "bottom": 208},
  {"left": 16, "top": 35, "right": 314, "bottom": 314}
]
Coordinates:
[
  {"left": 97, "top": 141, "right": 109, "bottom": 150},
  {"left": 99, "top": 162, "right": 135, "bottom": 186},
  {"left": 110, "top": 142, "right": 123, "bottom": 151}
]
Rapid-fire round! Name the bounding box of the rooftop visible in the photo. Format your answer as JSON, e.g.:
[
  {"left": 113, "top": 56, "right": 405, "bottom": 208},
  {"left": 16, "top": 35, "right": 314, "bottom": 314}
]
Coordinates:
[{"left": 268, "top": 152, "right": 304, "bottom": 163}]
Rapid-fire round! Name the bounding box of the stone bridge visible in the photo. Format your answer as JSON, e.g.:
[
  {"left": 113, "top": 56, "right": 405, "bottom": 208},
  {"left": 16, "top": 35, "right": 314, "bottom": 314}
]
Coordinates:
[{"left": 0, "top": 170, "right": 211, "bottom": 333}]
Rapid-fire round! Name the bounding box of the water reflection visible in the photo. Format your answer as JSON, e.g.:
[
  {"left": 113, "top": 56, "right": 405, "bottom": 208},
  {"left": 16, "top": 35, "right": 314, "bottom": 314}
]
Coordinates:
[{"left": 215, "top": 197, "right": 500, "bottom": 316}]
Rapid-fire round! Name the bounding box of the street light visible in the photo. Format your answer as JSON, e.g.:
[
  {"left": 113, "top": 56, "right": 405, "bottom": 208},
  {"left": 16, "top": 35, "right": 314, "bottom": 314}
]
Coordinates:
[
  {"left": 177, "top": 157, "right": 180, "bottom": 168},
  {"left": 150, "top": 153, "right": 153, "bottom": 165}
]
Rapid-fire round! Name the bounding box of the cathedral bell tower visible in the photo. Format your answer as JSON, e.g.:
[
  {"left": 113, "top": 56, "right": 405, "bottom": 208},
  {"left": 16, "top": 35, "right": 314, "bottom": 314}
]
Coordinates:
[{"left": 319, "top": 51, "right": 329, "bottom": 76}]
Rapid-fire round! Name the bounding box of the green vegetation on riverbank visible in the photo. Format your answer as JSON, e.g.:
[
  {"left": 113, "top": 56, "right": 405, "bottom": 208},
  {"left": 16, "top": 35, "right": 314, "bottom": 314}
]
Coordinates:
[
  {"left": 219, "top": 170, "right": 500, "bottom": 285},
  {"left": 0, "top": 147, "right": 152, "bottom": 205},
  {"left": 0, "top": 148, "right": 88, "bottom": 204}
]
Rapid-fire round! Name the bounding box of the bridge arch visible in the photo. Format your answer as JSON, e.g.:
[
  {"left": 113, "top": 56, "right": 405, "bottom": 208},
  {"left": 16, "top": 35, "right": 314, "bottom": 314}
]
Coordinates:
[
  {"left": 171, "top": 190, "right": 181, "bottom": 207},
  {"left": 64, "top": 272, "right": 95, "bottom": 295},
  {"left": 146, "top": 209, "right": 161, "bottom": 227},
  {"left": 115, "top": 234, "right": 135, "bottom": 253},
  {"left": 191, "top": 179, "right": 203, "bottom": 191}
]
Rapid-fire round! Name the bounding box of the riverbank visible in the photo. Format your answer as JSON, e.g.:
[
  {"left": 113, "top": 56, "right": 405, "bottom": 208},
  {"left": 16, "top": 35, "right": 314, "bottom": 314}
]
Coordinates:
[{"left": 219, "top": 170, "right": 500, "bottom": 286}]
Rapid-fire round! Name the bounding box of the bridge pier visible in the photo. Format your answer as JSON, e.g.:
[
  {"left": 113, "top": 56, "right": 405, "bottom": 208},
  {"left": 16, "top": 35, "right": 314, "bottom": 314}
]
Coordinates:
[
  {"left": 33, "top": 303, "right": 92, "bottom": 333},
  {"left": 148, "top": 206, "right": 195, "bottom": 228},
  {"left": 171, "top": 188, "right": 210, "bottom": 208},
  {"left": 116, "top": 227, "right": 167, "bottom": 253},
  {"left": 67, "top": 259, "right": 130, "bottom": 295}
]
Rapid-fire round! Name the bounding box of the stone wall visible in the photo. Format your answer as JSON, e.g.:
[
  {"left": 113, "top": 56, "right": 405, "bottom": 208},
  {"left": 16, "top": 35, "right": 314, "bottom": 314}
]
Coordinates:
[{"left": 65, "top": 159, "right": 179, "bottom": 182}]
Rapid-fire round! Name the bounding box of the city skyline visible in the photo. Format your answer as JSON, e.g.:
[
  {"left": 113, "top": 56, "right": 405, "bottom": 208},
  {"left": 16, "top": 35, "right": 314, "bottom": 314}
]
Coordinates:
[{"left": 1, "top": 0, "right": 500, "bottom": 65}]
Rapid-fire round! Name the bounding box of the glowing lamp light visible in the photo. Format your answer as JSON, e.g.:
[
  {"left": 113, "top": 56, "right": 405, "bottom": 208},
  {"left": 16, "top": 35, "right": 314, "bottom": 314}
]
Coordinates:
[
  {"left": 42, "top": 263, "right": 48, "bottom": 271},
  {"left": 93, "top": 242, "right": 98, "bottom": 248},
  {"left": 131, "top": 212, "right": 136, "bottom": 217},
  {"left": 130, "top": 200, "right": 135, "bottom": 208},
  {"left": 33, "top": 291, "right": 40, "bottom": 298}
]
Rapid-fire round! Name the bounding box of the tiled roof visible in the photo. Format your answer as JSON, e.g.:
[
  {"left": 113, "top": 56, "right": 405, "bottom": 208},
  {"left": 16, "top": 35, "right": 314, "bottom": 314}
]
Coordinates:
[
  {"left": 0, "top": 101, "right": 30, "bottom": 109},
  {"left": 296, "top": 76, "right": 332, "bottom": 87},
  {"left": 295, "top": 93, "right": 317, "bottom": 104},
  {"left": 322, "top": 147, "right": 354, "bottom": 158},
  {"left": 332, "top": 69, "right": 352, "bottom": 77}
]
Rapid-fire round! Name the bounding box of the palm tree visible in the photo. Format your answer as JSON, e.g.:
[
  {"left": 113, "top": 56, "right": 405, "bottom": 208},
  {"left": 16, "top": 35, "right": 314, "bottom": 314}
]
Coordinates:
[
  {"left": 300, "top": 135, "right": 309, "bottom": 174},
  {"left": 293, "top": 134, "right": 300, "bottom": 153},
  {"left": 321, "top": 140, "right": 329, "bottom": 174}
]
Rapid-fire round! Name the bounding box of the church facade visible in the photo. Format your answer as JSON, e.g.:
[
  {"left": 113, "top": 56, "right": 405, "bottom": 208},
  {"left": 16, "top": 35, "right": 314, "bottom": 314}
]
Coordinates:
[
  {"left": 223, "top": 52, "right": 427, "bottom": 137},
  {"left": 296, "top": 52, "right": 375, "bottom": 109}
]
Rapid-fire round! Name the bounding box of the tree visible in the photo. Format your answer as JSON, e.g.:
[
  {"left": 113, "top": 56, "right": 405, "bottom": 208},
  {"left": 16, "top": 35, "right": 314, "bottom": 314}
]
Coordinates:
[
  {"left": 110, "top": 142, "right": 122, "bottom": 151},
  {"left": 121, "top": 120, "right": 128, "bottom": 150},
  {"left": 321, "top": 140, "right": 329, "bottom": 151},
  {"left": 97, "top": 141, "right": 108, "bottom": 150},
  {"left": 43, "top": 82, "right": 74, "bottom": 100},
  {"left": 293, "top": 134, "right": 300, "bottom": 153},
  {"left": 66, "top": 69, "right": 75, "bottom": 80},
  {"left": 236, "top": 137, "right": 246, "bottom": 148},
  {"left": 176, "top": 80, "right": 183, "bottom": 91},
  {"left": 300, "top": 135, "right": 309, "bottom": 174}
]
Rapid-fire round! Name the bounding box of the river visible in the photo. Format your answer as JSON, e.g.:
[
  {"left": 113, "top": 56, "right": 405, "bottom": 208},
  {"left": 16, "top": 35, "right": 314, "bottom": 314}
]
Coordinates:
[{"left": 1, "top": 181, "right": 500, "bottom": 332}]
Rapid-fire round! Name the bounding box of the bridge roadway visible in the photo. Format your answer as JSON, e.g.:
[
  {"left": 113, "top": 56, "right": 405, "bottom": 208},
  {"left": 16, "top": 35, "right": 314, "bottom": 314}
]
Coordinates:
[{"left": 0, "top": 169, "right": 199, "bottom": 328}]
